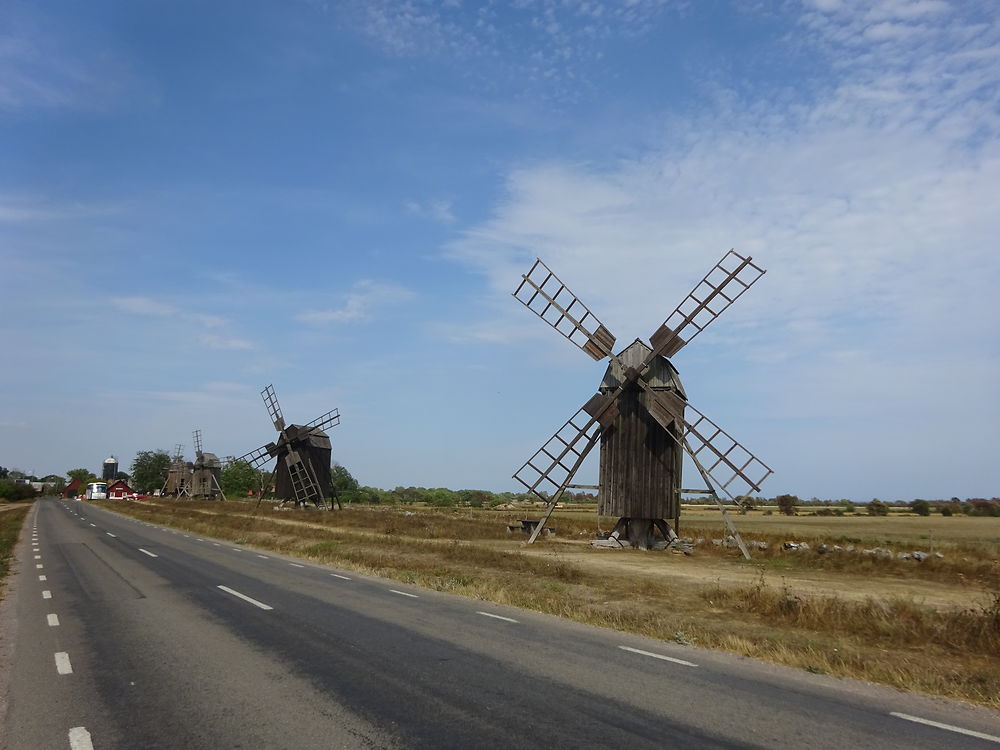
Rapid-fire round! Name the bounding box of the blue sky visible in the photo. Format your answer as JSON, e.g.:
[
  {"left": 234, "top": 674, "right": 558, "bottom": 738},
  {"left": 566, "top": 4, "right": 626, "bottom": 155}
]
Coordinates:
[{"left": 2, "top": 0, "right": 998, "bottom": 501}]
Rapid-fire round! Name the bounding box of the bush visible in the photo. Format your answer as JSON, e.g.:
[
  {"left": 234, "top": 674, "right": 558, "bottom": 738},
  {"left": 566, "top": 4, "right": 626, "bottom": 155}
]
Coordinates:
[
  {"left": 0, "top": 480, "right": 36, "bottom": 502},
  {"left": 775, "top": 494, "right": 799, "bottom": 516},
  {"left": 910, "top": 499, "right": 931, "bottom": 517},
  {"left": 940, "top": 506, "right": 953, "bottom": 517},
  {"left": 867, "top": 499, "right": 890, "bottom": 516}
]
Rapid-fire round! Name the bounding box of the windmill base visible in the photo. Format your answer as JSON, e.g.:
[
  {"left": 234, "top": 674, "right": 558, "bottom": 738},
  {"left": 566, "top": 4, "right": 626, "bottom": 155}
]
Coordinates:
[{"left": 592, "top": 517, "right": 692, "bottom": 553}]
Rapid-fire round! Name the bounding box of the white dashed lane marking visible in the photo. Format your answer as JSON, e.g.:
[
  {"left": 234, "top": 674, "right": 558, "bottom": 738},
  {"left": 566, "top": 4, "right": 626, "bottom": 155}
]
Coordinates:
[
  {"left": 331, "top": 574, "right": 351, "bottom": 580},
  {"left": 389, "top": 589, "right": 419, "bottom": 598},
  {"left": 477, "top": 611, "right": 519, "bottom": 623},
  {"left": 42, "top": 590, "right": 52, "bottom": 599},
  {"left": 618, "top": 645, "right": 698, "bottom": 668},
  {"left": 38, "top": 575, "right": 46, "bottom": 581},
  {"left": 289, "top": 563, "right": 305, "bottom": 568},
  {"left": 138, "top": 548, "right": 158, "bottom": 558},
  {"left": 54, "top": 652, "right": 73, "bottom": 675},
  {"left": 107, "top": 532, "right": 116, "bottom": 538},
  {"left": 217, "top": 585, "right": 274, "bottom": 611},
  {"left": 47, "top": 613, "right": 60, "bottom": 627},
  {"left": 889, "top": 713, "right": 1000, "bottom": 743},
  {"left": 257, "top": 555, "right": 269, "bottom": 559},
  {"left": 68, "top": 726, "right": 94, "bottom": 750}
]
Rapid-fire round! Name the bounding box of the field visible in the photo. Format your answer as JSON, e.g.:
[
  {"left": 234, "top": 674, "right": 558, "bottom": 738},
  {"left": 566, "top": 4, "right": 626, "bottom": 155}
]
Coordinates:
[
  {"left": 0, "top": 504, "right": 31, "bottom": 595},
  {"left": 92, "top": 498, "right": 1000, "bottom": 708}
]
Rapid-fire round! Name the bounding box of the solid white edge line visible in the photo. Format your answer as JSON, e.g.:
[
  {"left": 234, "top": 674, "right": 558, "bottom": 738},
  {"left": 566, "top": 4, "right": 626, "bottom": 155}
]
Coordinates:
[
  {"left": 889, "top": 712, "right": 1000, "bottom": 743},
  {"left": 477, "top": 611, "right": 519, "bottom": 623},
  {"left": 47, "top": 613, "right": 60, "bottom": 627},
  {"left": 138, "top": 548, "right": 158, "bottom": 558},
  {"left": 389, "top": 589, "right": 419, "bottom": 598},
  {"left": 69, "top": 726, "right": 94, "bottom": 750},
  {"left": 331, "top": 574, "right": 351, "bottom": 580},
  {"left": 54, "top": 651, "right": 73, "bottom": 674},
  {"left": 618, "top": 645, "right": 698, "bottom": 668},
  {"left": 216, "top": 585, "right": 274, "bottom": 610}
]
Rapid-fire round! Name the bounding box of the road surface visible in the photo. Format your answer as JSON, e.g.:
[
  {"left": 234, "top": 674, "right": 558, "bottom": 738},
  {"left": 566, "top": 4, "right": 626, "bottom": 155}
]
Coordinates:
[{"left": 1, "top": 497, "right": 998, "bottom": 749}]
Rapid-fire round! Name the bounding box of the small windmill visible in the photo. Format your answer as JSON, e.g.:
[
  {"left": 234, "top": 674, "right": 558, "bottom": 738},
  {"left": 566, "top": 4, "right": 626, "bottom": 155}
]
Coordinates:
[
  {"left": 513, "top": 250, "right": 772, "bottom": 557},
  {"left": 191, "top": 430, "right": 226, "bottom": 500},
  {"left": 162, "top": 443, "right": 192, "bottom": 497},
  {"left": 237, "top": 385, "right": 341, "bottom": 508}
]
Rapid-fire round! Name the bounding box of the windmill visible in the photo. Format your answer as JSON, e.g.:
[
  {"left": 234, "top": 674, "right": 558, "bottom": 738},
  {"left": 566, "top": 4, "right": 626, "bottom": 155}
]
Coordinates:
[
  {"left": 191, "top": 430, "right": 226, "bottom": 500},
  {"left": 237, "top": 385, "right": 341, "bottom": 508},
  {"left": 512, "top": 250, "right": 773, "bottom": 557},
  {"left": 162, "top": 443, "right": 192, "bottom": 497}
]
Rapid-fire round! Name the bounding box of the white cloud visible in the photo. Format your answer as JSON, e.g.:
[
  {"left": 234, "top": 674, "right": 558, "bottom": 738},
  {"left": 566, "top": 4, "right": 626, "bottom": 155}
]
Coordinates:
[
  {"left": 404, "top": 198, "right": 456, "bottom": 224},
  {"left": 112, "top": 297, "right": 177, "bottom": 317},
  {"left": 198, "top": 333, "right": 254, "bottom": 351},
  {"left": 296, "top": 280, "right": 415, "bottom": 324}
]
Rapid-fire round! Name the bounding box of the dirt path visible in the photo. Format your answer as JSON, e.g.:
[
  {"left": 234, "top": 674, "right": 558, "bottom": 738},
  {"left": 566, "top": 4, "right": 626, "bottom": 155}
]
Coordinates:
[{"left": 518, "top": 540, "right": 986, "bottom": 609}]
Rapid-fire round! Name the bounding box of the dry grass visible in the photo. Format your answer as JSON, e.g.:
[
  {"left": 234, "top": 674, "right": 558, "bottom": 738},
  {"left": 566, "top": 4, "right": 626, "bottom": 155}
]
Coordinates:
[
  {"left": 94, "top": 499, "right": 1000, "bottom": 708},
  {"left": 0, "top": 506, "right": 30, "bottom": 594}
]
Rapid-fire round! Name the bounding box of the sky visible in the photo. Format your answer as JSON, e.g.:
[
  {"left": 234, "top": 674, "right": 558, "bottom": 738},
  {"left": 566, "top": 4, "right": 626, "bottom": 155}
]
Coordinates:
[{"left": 1, "top": 0, "right": 998, "bottom": 501}]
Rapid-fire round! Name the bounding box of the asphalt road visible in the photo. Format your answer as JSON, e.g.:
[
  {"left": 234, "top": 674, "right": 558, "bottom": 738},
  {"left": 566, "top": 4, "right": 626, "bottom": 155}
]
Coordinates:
[{"left": 1, "top": 498, "right": 998, "bottom": 750}]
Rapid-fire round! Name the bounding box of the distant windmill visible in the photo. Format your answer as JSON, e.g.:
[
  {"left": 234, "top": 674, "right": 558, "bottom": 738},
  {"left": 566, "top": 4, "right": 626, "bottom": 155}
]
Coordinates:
[
  {"left": 162, "top": 443, "right": 192, "bottom": 497},
  {"left": 191, "top": 430, "right": 225, "bottom": 500},
  {"left": 512, "top": 250, "right": 773, "bottom": 556},
  {"left": 238, "top": 385, "right": 341, "bottom": 508}
]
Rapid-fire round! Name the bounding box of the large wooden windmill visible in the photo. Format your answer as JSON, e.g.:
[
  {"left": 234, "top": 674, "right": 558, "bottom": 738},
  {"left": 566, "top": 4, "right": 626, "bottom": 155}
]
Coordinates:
[
  {"left": 513, "top": 250, "right": 773, "bottom": 556},
  {"left": 162, "top": 443, "right": 192, "bottom": 497},
  {"left": 191, "top": 429, "right": 225, "bottom": 499},
  {"left": 237, "top": 385, "right": 341, "bottom": 508}
]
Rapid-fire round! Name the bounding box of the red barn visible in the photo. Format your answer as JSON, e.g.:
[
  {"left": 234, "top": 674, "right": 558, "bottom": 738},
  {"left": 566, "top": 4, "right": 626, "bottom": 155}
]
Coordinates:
[
  {"left": 106, "top": 479, "right": 134, "bottom": 500},
  {"left": 63, "top": 478, "right": 81, "bottom": 498}
]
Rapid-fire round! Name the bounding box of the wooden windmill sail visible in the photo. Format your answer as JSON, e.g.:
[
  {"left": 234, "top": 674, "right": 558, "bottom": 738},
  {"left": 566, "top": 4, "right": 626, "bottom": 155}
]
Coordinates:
[
  {"left": 237, "top": 385, "right": 341, "bottom": 508},
  {"left": 191, "top": 429, "right": 226, "bottom": 500},
  {"left": 162, "top": 443, "right": 192, "bottom": 497},
  {"left": 512, "top": 250, "right": 773, "bottom": 556}
]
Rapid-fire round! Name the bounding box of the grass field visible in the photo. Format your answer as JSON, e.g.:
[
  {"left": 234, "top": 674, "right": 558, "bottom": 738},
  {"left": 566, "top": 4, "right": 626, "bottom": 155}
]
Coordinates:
[
  {"left": 0, "top": 504, "right": 30, "bottom": 596},
  {"left": 92, "top": 498, "right": 1000, "bottom": 708}
]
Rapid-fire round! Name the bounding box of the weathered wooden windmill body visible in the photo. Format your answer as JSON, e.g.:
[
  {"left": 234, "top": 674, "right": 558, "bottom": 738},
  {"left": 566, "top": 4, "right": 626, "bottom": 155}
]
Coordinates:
[
  {"left": 191, "top": 429, "right": 225, "bottom": 499},
  {"left": 162, "top": 443, "right": 192, "bottom": 497},
  {"left": 238, "top": 385, "right": 340, "bottom": 508},
  {"left": 513, "top": 250, "right": 773, "bottom": 554}
]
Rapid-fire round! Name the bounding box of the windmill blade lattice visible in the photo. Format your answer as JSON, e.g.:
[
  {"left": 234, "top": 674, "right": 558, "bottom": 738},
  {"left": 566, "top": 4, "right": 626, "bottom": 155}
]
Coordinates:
[
  {"left": 514, "top": 258, "right": 617, "bottom": 361},
  {"left": 262, "top": 384, "right": 285, "bottom": 431},
  {"left": 513, "top": 405, "right": 603, "bottom": 501},
  {"left": 646, "top": 250, "right": 764, "bottom": 362},
  {"left": 305, "top": 409, "right": 341, "bottom": 432},
  {"left": 681, "top": 403, "right": 773, "bottom": 497},
  {"left": 193, "top": 429, "right": 203, "bottom": 455},
  {"left": 238, "top": 444, "right": 274, "bottom": 470},
  {"left": 285, "top": 451, "right": 323, "bottom": 506}
]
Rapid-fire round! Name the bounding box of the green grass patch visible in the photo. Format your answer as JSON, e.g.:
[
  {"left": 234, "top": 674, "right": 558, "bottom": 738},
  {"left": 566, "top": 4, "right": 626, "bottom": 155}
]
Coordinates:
[{"left": 0, "top": 507, "right": 30, "bottom": 587}]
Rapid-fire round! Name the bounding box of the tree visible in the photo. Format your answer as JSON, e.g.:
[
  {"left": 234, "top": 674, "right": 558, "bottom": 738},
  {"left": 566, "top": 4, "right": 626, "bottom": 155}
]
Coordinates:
[
  {"left": 115, "top": 471, "right": 130, "bottom": 482},
  {"left": 910, "top": 499, "right": 931, "bottom": 516},
  {"left": 867, "top": 499, "right": 890, "bottom": 516},
  {"left": 67, "top": 468, "right": 94, "bottom": 484},
  {"left": 775, "top": 494, "right": 799, "bottom": 516},
  {"left": 220, "top": 460, "right": 261, "bottom": 497},
  {"left": 130, "top": 450, "right": 171, "bottom": 492}
]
